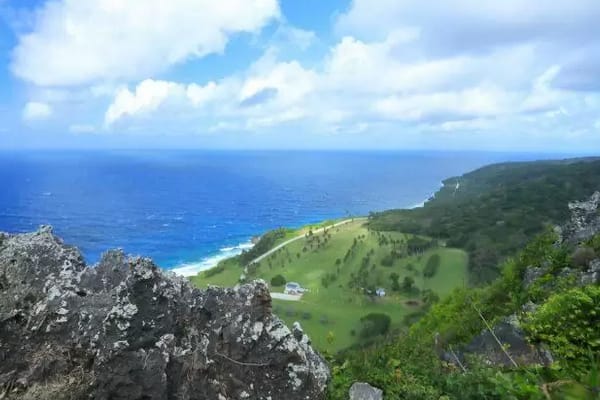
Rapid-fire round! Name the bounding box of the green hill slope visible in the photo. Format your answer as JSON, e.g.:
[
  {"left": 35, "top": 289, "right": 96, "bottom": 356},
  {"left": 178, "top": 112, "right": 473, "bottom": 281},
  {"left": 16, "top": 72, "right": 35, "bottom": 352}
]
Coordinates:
[
  {"left": 192, "top": 220, "right": 468, "bottom": 351},
  {"left": 368, "top": 158, "right": 600, "bottom": 284}
]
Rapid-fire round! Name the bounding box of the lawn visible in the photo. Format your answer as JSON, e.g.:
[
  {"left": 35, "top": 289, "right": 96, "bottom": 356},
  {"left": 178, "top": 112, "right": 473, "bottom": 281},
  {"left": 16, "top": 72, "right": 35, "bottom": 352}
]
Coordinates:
[{"left": 191, "top": 220, "right": 468, "bottom": 352}]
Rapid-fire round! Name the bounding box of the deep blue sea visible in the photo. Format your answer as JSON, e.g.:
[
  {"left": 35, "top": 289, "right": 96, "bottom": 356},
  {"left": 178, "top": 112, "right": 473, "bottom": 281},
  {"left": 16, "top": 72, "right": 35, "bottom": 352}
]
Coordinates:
[{"left": 0, "top": 150, "right": 565, "bottom": 275}]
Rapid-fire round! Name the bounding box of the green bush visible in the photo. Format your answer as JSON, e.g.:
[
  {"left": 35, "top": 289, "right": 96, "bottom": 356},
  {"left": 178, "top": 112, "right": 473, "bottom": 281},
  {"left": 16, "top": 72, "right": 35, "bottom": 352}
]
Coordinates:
[
  {"left": 270, "top": 274, "right": 286, "bottom": 286},
  {"left": 359, "top": 313, "right": 391, "bottom": 339},
  {"left": 524, "top": 285, "right": 600, "bottom": 373}
]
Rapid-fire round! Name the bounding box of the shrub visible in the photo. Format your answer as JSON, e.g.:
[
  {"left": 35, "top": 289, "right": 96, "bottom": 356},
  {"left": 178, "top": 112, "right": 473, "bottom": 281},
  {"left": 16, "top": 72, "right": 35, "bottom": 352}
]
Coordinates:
[
  {"left": 302, "top": 312, "right": 312, "bottom": 320},
  {"left": 359, "top": 313, "right": 391, "bottom": 339},
  {"left": 270, "top": 274, "right": 286, "bottom": 286},
  {"left": 524, "top": 285, "right": 600, "bottom": 373},
  {"left": 421, "top": 289, "right": 440, "bottom": 306},
  {"left": 380, "top": 254, "right": 394, "bottom": 267}
]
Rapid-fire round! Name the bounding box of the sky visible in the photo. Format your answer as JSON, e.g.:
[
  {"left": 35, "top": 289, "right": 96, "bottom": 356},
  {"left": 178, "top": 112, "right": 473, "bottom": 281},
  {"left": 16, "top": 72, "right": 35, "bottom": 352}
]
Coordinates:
[{"left": 1, "top": 0, "right": 600, "bottom": 152}]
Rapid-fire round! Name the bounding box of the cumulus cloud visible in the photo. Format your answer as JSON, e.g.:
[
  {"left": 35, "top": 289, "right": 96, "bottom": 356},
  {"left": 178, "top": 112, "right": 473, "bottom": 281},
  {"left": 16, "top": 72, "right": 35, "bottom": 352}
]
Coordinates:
[
  {"left": 104, "top": 55, "right": 318, "bottom": 128},
  {"left": 105, "top": 80, "right": 186, "bottom": 125},
  {"left": 34, "top": 0, "right": 597, "bottom": 149},
  {"left": 12, "top": 0, "right": 280, "bottom": 86},
  {"left": 22, "top": 101, "right": 52, "bottom": 121},
  {"left": 336, "top": 0, "right": 600, "bottom": 91}
]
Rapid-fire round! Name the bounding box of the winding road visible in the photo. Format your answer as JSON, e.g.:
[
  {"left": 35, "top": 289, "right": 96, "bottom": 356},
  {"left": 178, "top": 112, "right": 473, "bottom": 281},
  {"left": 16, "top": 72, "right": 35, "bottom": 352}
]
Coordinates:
[{"left": 246, "top": 217, "right": 366, "bottom": 267}]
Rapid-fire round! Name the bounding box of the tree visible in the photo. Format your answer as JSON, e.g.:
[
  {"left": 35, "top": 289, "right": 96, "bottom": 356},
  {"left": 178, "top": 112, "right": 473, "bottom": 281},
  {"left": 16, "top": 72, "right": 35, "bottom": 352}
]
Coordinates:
[
  {"left": 390, "top": 272, "right": 400, "bottom": 292},
  {"left": 359, "top": 313, "right": 391, "bottom": 338},
  {"left": 402, "top": 276, "right": 415, "bottom": 291},
  {"left": 423, "top": 254, "right": 441, "bottom": 278},
  {"left": 270, "top": 274, "right": 286, "bottom": 287},
  {"left": 421, "top": 289, "right": 440, "bottom": 306}
]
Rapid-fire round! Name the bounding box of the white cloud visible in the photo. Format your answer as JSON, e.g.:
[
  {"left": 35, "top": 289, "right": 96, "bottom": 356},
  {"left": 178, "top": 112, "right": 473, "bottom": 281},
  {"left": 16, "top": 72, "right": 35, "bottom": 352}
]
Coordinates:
[
  {"left": 337, "top": 0, "right": 600, "bottom": 47},
  {"left": 35, "top": 0, "right": 599, "bottom": 151},
  {"left": 104, "top": 55, "right": 318, "bottom": 128},
  {"left": 105, "top": 80, "right": 186, "bottom": 125},
  {"left": 22, "top": 101, "right": 52, "bottom": 121},
  {"left": 12, "top": 0, "right": 280, "bottom": 86}
]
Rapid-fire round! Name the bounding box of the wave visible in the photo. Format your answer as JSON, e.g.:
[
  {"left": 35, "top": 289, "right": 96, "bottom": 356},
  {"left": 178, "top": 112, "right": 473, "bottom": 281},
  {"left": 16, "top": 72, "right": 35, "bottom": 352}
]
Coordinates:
[{"left": 170, "top": 240, "right": 254, "bottom": 277}]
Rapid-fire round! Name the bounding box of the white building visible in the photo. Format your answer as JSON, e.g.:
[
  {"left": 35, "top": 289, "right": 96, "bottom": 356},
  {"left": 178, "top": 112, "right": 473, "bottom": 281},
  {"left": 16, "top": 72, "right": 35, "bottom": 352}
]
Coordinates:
[{"left": 284, "top": 282, "right": 305, "bottom": 295}]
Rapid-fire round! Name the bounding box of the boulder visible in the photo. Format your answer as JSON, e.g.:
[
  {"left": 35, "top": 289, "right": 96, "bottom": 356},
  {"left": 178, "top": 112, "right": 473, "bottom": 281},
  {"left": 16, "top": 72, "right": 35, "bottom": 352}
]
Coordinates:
[
  {"left": 563, "top": 191, "right": 600, "bottom": 244},
  {"left": 349, "top": 382, "right": 383, "bottom": 400},
  {"left": 0, "top": 227, "right": 329, "bottom": 399},
  {"left": 455, "top": 317, "right": 553, "bottom": 368}
]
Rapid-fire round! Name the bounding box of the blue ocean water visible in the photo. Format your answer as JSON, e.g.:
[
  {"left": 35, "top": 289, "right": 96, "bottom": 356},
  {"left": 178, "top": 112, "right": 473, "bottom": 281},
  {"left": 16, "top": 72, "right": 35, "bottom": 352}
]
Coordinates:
[{"left": 0, "top": 150, "right": 563, "bottom": 275}]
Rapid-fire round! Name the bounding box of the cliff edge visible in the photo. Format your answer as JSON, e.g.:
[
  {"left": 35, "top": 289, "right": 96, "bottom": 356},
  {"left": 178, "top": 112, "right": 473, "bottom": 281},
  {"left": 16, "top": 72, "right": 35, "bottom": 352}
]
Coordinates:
[{"left": 0, "top": 227, "right": 329, "bottom": 399}]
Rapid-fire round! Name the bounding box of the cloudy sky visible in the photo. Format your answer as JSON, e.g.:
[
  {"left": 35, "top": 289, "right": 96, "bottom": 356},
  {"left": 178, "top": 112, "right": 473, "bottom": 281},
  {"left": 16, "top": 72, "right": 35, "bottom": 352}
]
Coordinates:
[{"left": 1, "top": 0, "right": 600, "bottom": 151}]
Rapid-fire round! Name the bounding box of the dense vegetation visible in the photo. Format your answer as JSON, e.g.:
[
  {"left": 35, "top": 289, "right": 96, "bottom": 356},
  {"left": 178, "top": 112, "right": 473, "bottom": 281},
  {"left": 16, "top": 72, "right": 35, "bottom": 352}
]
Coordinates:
[
  {"left": 326, "top": 228, "right": 600, "bottom": 399},
  {"left": 368, "top": 158, "right": 600, "bottom": 284},
  {"left": 238, "top": 228, "right": 287, "bottom": 265}
]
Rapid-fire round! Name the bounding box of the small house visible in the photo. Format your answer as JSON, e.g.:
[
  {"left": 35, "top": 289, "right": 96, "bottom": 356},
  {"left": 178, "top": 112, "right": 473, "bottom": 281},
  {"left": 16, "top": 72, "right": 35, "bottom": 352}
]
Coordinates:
[{"left": 375, "top": 288, "right": 386, "bottom": 297}]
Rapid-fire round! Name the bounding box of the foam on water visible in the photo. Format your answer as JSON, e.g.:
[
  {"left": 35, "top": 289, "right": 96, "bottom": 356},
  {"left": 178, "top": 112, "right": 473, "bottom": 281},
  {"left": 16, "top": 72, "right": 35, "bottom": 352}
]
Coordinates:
[{"left": 171, "top": 241, "right": 254, "bottom": 277}]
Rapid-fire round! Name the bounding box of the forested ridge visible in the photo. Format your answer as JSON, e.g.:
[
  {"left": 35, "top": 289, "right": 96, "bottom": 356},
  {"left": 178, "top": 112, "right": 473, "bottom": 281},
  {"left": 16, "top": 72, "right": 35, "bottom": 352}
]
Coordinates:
[
  {"left": 327, "top": 169, "right": 600, "bottom": 399},
  {"left": 368, "top": 157, "right": 600, "bottom": 284}
]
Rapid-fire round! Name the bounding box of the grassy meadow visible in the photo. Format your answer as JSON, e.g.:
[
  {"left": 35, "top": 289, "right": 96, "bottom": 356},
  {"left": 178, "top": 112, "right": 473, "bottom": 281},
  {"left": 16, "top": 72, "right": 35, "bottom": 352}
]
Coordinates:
[{"left": 191, "top": 220, "right": 467, "bottom": 351}]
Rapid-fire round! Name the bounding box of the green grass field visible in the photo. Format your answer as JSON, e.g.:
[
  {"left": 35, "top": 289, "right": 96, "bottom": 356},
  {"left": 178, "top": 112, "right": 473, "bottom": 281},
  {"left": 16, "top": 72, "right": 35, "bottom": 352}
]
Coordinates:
[{"left": 191, "top": 220, "right": 467, "bottom": 351}]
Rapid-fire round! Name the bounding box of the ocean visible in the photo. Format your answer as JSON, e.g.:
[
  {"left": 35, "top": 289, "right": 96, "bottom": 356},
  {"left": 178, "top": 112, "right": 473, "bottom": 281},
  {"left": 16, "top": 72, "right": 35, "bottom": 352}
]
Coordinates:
[{"left": 0, "top": 150, "right": 563, "bottom": 275}]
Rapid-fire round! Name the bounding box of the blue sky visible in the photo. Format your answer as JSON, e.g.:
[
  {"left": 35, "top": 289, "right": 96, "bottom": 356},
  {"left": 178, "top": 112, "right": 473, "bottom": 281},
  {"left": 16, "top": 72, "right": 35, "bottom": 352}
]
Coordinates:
[{"left": 1, "top": 0, "right": 600, "bottom": 152}]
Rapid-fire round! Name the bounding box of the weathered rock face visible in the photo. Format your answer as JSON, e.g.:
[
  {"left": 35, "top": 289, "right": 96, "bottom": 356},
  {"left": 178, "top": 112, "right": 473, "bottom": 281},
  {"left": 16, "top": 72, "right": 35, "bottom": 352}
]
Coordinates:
[
  {"left": 348, "top": 382, "right": 383, "bottom": 400},
  {"left": 562, "top": 191, "right": 600, "bottom": 244},
  {"left": 0, "top": 227, "right": 329, "bottom": 400},
  {"left": 454, "top": 318, "right": 553, "bottom": 368}
]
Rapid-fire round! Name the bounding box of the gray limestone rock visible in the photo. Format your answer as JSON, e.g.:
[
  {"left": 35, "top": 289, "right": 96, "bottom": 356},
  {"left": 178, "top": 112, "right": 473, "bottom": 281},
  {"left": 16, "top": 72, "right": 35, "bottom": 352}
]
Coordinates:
[
  {"left": 349, "top": 382, "right": 383, "bottom": 400},
  {"left": 0, "top": 227, "right": 329, "bottom": 400}
]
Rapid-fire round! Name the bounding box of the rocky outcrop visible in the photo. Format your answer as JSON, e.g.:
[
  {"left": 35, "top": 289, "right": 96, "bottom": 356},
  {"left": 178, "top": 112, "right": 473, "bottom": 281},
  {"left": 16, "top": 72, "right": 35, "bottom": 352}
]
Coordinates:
[
  {"left": 348, "top": 382, "right": 383, "bottom": 400},
  {"left": 447, "top": 192, "right": 600, "bottom": 370},
  {"left": 562, "top": 191, "right": 600, "bottom": 244},
  {"left": 449, "top": 317, "right": 553, "bottom": 368},
  {"left": 0, "top": 227, "right": 329, "bottom": 400}
]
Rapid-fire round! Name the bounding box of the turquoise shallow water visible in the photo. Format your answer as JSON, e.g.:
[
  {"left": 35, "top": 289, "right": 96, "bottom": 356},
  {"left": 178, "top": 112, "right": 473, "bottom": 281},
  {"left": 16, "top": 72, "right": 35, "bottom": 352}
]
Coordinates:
[{"left": 0, "top": 150, "right": 562, "bottom": 274}]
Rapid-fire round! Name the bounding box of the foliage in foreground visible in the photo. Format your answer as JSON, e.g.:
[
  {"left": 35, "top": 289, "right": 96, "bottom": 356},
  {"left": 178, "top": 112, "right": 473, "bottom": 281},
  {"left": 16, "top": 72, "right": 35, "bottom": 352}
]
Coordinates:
[{"left": 327, "top": 230, "right": 600, "bottom": 399}]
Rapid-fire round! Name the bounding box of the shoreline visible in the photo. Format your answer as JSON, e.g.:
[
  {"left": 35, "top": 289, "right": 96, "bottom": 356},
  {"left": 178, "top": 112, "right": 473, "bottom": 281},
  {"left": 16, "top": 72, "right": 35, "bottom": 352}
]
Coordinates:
[{"left": 171, "top": 192, "right": 436, "bottom": 277}]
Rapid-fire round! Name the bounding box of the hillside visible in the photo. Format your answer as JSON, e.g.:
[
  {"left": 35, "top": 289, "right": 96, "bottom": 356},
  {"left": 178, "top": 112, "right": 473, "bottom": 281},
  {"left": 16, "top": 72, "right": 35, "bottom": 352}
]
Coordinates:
[
  {"left": 192, "top": 220, "right": 468, "bottom": 351},
  {"left": 327, "top": 191, "right": 600, "bottom": 399},
  {"left": 368, "top": 157, "right": 600, "bottom": 284}
]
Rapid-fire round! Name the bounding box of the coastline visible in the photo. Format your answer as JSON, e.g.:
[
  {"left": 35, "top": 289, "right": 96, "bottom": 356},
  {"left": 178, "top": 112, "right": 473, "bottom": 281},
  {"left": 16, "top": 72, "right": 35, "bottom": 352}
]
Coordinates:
[
  {"left": 170, "top": 241, "right": 253, "bottom": 277},
  {"left": 171, "top": 192, "right": 436, "bottom": 278}
]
